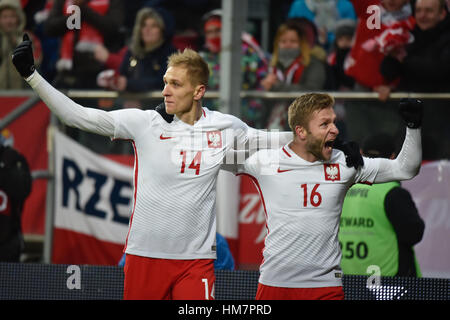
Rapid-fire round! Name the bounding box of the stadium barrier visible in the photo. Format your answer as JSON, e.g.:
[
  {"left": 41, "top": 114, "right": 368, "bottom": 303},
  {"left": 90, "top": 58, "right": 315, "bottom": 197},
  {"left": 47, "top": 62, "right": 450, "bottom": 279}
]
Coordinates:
[{"left": 0, "top": 263, "right": 448, "bottom": 300}]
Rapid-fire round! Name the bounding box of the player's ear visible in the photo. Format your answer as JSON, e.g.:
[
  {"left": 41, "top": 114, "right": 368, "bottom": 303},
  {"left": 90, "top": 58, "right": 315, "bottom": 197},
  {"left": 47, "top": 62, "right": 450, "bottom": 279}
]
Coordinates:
[
  {"left": 295, "top": 125, "right": 307, "bottom": 140},
  {"left": 193, "top": 84, "right": 206, "bottom": 101}
]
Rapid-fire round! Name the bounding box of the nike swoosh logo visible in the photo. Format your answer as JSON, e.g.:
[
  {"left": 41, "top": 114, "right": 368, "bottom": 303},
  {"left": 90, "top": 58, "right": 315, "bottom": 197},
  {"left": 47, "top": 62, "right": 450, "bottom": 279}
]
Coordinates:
[
  {"left": 277, "top": 167, "right": 292, "bottom": 173},
  {"left": 159, "top": 134, "right": 173, "bottom": 140}
]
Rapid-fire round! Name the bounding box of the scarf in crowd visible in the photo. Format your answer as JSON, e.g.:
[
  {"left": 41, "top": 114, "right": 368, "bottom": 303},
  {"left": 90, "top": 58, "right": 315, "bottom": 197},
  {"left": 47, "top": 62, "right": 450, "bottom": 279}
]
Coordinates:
[{"left": 272, "top": 54, "right": 305, "bottom": 84}]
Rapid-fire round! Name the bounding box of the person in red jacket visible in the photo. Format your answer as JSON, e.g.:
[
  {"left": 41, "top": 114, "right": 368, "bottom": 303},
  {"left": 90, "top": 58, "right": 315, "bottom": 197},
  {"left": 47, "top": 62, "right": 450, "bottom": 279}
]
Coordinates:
[{"left": 344, "top": 0, "right": 414, "bottom": 101}]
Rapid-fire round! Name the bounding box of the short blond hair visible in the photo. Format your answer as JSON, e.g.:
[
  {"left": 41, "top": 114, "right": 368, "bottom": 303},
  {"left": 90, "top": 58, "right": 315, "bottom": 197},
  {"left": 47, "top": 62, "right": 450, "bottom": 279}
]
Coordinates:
[
  {"left": 288, "top": 93, "right": 335, "bottom": 133},
  {"left": 167, "top": 48, "right": 210, "bottom": 87}
]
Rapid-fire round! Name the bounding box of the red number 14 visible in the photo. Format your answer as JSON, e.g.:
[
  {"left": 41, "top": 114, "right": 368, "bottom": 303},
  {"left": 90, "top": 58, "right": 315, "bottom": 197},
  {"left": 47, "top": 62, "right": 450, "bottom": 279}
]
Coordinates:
[{"left": 180, "top": 150, "right": 202, "bottom": 175}]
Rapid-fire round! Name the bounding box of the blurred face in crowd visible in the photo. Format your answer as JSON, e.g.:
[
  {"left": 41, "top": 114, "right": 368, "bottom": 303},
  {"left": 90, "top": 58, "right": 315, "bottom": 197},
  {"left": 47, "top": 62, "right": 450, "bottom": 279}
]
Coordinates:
[
  {"left": 204, "top": 17, "right": 221, "bottom": 53},
  {"left": 205, "top": 22, "right": 221, "bottom": 40},
  {"left": 141, "top": 17, "right": 162, "bottom": 47},
  {"left": 0, "top": 8, "right": 19, "bottom": 33},
  {"left": 415, "top": 0, "right": 447, "bottom": 30},
  {"left": 278, "top": 29, "right": 301, "bottom": 50},
  {"left": 381, "top": 0, "right": 410, "bottom": 12},
  {"left": 336, "top": 35, "right": 353, "bottom": 50},
  {"left": 276, "top": 28, "right": 303, "bottom": 68}
]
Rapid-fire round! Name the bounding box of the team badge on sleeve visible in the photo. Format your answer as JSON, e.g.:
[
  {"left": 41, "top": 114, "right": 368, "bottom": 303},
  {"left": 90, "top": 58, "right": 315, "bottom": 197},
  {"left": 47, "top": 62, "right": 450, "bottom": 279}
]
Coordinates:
[
  {"left": 207, "top": 131, "right": 222, "bottom": 148},
  {"left": 324, "top": 164, "right": 340, "bottom": 181}
]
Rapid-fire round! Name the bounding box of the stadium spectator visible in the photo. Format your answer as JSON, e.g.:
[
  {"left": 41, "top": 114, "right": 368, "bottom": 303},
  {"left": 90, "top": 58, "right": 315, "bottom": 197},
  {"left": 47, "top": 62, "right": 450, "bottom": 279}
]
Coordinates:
[
  {"left": 261, "top": 19, "right": 327, "bottom": 130},
  {"left": 0, "top": 0, "right": 41, "bottom": 89},
  {"left": 287, "top": 0, "right": 357, "bottom": 50},
  {"left": 343, "top": 0, "right": 415, "bottom": 148},
  {"left": 325, "top": 19, "right": 356, "bottom": 91},
  {"left": 223, "top": 94, "right": 423, "bottom": 300},
  {"left": 12, "top": 37, "right": 293, "bottom": 299},
  {"left": 286, "top": 17, "right": 319, "bottom": 49},
  {"left": 92, "top": 43, "right": 127, "bottom": 74},
  {"left": 339, "top": 132, "right": 424, "bottom": 277},
  {"left": 381, "top": 0, "right": 450, "bottom": 159},
  {"left": 0, "top": 144, "right": 32, "bottom": 262},
  {"left": 324, "top": 19, "right": 357, "bottom": 141},
  {"left": 139, "top": 0, "right": 220, "bottom": 51},
  {"left": 96, "top": 7, "right": 176, "bottom": 92},
  {"left": 199, "top": 9, "right": 269, "bottom": 128},
  {"left": 262, "top": 20, "right": 327, "bottom": 92},
  {"left": 380, "top": 0, "right": 450, "bottom": 92},
  {"left": 345, "top": 0, "right": 415, "bottom": 101},
  {"left": 18, "top": 0, "right": 46, "bottom": 32},
  {"left": 44, "top": 0, "right": 124, "bottom": 89},
  {"left": 33, "top": 0, "right": 60, "bottom": 83}
]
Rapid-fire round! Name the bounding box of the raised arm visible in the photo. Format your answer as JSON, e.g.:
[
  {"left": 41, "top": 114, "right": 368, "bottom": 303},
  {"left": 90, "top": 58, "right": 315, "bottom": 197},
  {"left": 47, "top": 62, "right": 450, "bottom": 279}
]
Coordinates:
[
  {"left": 12, "top": 34, "right": 115, "bottom": 137},
  {"left": 373, "top": 99, "right": 423, "bottom": 183},
  {"left": 372, "top": 127, "right": 422, "bottom": 182}
]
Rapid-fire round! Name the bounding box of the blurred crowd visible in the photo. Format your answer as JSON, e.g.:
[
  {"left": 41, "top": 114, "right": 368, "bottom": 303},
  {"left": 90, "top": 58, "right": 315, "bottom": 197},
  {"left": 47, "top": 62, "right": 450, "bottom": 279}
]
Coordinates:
[{"left": 1, "top": 0, "right": 450, "bottom": 133}]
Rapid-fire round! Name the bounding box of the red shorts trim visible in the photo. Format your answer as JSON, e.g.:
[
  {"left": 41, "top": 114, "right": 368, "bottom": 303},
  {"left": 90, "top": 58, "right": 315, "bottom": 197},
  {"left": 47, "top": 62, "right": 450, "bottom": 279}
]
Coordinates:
[
  {"left": 255, "top": 283, "right": 345, "bottom": 300},
  {"left": 123, "top": 254, "right": 215, "bottom": 300}
]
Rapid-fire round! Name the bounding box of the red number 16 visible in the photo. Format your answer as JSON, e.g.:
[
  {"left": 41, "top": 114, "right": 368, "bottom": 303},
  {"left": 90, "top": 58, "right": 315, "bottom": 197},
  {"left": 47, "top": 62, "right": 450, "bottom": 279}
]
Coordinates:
[{"left": 301, "top": 184, "right": 322, "bottom": 207}]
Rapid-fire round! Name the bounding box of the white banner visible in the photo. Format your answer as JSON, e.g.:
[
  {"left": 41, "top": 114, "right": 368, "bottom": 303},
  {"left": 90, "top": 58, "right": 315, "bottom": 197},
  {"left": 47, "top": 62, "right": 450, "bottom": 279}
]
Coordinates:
[
  {"left": 403, "top": 160, "right": 450, "bottom": 278},
  {"left": 54, "top": 130, "right": 133, "bottom": 245}
]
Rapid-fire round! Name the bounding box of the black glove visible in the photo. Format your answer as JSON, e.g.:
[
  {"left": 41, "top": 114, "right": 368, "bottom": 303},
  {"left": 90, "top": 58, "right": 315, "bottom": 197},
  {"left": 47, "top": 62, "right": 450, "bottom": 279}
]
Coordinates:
[
  {"left": 333, "top": 138, "right": 364, "bottom": 170},
  {"left": 399, "top": 98, "right": 423, "bottom": 129},
  {"left": 12, "top": 33, "right": 35, "bottom": 78},
  {"left": 155, "top": 103, "right": 174, "bottom": 123}
]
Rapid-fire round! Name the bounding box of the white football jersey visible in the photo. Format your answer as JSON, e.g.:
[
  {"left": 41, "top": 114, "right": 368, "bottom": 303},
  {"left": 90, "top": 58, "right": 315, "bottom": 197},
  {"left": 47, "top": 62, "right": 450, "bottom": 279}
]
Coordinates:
[
  {"left": 26, "top": 72, "right": 292, "bottom": 261},
  {"left": 111, "top": 107, "right": 249, "bottom": 259},
  {"left": 236, "top": 144, "right": 382, "bottom": 288}
]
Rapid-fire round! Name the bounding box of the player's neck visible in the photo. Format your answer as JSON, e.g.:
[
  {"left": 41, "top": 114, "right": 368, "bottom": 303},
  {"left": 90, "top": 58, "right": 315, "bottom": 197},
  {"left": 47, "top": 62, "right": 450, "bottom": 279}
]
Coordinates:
[
  {"left": 289, "top": 140, "right": 318, "bottom": 163},
  {"left": 176, "top": 103, "right": 203, "bottom": 125}
]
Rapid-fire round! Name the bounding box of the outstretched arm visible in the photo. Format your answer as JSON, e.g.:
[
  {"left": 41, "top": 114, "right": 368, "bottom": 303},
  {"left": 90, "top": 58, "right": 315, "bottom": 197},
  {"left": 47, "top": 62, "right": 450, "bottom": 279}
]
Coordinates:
[
  {"left": 25, "top": 72, "right": 116, "bottom": 137},
  {"left": 373, "top": 99, "right": 423, "bottom": 183},
  {"left": 12, "top": 34, "right": 116, "bottom": 137}
]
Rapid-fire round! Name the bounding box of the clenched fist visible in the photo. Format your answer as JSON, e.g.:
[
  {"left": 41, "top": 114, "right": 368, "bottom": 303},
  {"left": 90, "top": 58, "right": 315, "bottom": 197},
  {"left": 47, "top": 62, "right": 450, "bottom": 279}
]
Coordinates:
[
  {"left": 399, "top": 98, "right": 423, "bottom": 129},
  {"left": 12, "top": 34, "right": 36, "bottom": 78}
]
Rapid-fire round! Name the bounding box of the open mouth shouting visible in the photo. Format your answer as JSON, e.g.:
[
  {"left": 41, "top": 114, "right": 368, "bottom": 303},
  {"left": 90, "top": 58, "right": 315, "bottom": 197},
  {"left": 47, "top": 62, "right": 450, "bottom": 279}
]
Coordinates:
[{"left": 324, "top": 139, "right": 335, "bottom": 152}]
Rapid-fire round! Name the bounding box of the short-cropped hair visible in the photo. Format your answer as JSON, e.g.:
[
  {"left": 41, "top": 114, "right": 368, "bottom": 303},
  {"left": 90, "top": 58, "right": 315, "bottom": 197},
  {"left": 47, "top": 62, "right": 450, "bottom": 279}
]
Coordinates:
[
  {"left": 288, "top": 93, "right": 335, "bottom": 133},
  {"left": 167, "top": 48, "right": 210, "bottom": 87}
]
